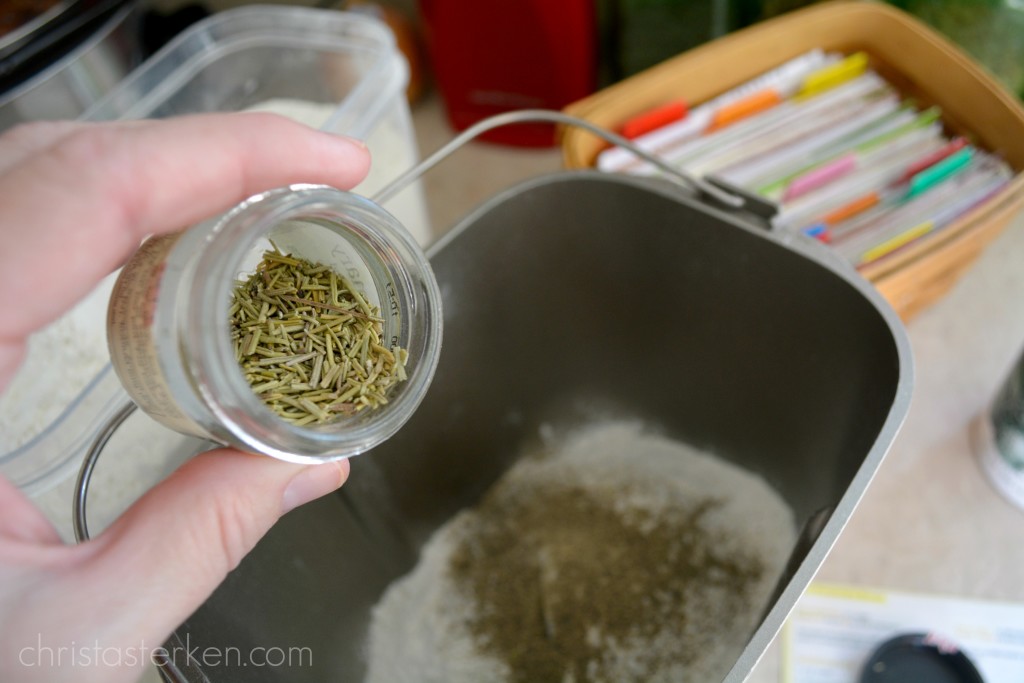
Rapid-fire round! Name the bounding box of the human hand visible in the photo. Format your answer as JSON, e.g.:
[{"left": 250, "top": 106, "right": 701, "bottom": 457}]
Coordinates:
[{"left": 0, "top": 114, "right": 370, "bottom": 683}]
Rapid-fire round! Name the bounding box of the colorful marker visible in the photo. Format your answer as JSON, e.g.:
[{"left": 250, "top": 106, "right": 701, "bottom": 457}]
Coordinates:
[
  {"left": 783, "top": 153, "right": 857, "bottom": 201},
  {"left": 797, "top": 52, "right": 870, "bottom": 99},
  {"left": 892, "top": 137, "right": 968, "bottom": 185},
  {"left": 796, "top": 144, "right": 976, "bottom": 237},
  {"left": 596, "top": 49, "right": 833, "bottom": 172},
  {"left": 906, "top": 147, "right": 974, "bottom": 197},
  {"left": 707, "top": 89, "right": 783, "bottom": 131},
  {"left": 620, "top": 100, "right": 689, "bottom": 139},
  {"left": 759, "top": 106, "right": 942, "bottom": 197}
]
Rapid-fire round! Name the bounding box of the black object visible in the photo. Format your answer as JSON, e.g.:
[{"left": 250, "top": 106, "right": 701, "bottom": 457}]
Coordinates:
[
  {"left": 860, "top": 633, "right": 986, "bottom": 683},
  {"left": 0, "top": 0, "right": 208, "bottom": 100},
  {"left": 0, "top": 0, "right": 131, "bottom": 90},
  {"left": 139, "top": 3, "right": 209, "bottom": 58}
]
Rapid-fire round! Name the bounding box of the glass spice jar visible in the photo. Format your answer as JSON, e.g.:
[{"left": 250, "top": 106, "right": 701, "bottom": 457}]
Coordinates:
[
  {"left": 106, "top": 184, "right": 442, "bottom": 463},
  {"left": 975, "top": 346, "right": 1024, "bottom": 511}
]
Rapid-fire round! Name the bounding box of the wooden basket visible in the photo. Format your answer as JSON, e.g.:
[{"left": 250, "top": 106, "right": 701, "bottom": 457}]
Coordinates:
[{"left": 561, "top": 0, "right": 1024, "bottom": 320}]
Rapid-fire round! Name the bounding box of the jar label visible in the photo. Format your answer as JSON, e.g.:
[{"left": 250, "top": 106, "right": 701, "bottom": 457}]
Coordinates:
[
  {"left": 107, "top": 233, "right": 208, "bottom": 438},
  {"left": 272, "top": 221, "right": 402, "bottom": 345}
]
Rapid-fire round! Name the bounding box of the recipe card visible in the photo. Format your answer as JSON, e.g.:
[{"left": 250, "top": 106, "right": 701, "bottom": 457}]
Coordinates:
[{"left": 783, "top": 583, "right": 1024, "bottom": 682}]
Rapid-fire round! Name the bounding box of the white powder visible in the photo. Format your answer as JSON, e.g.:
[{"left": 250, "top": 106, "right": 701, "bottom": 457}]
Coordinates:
[
  {"left": 365, "top": 422, "right": 797, "bottom": 683},
  {"left": 244, "top": 98, "right": 338, "bottom": 130},
  {"left": 244, "top": 98, "right": 432, "bottom": 246},
  {"left": 0, "top": 273, "right": 116, "bottom": 451}
]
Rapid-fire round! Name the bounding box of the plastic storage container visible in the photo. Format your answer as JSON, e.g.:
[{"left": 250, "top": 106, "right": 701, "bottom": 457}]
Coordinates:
[
  {"left": 560, "top": 1, "right": 1024, "bottom": 320},
  {"left": 84, "top": 5, "right": 431, "bottom": 245},
  {"left": 0, "top": 5, "right": 431, "bottom": 494}
]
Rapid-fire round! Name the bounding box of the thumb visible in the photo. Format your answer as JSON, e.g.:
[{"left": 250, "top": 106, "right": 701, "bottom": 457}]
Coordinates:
[
  {"left": 0, "top": 476, "right": 62, "bottom": 545},
  {"left": 76, "top": 448, "right": 348, "bottom": 644}
]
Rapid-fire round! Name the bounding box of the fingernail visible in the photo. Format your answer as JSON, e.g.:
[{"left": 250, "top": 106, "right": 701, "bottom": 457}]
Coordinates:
[
  {"left": 282, "top": 460, "right": 349, "bottom": 513},
  {"left": 325, "top": 133, "right": 366, "bottom": 150}
]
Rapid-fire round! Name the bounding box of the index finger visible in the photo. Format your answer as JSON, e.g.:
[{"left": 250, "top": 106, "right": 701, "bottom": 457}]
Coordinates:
[{"left": 0, "top": 113, "right": 371, "bottom": 340}]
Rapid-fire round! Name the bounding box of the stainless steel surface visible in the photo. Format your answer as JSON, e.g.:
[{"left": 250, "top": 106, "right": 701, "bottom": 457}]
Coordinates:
[
  {"left": 88, "top": 172, "right": 912, "bottom": 682},
  {"left": 0, "top": 1, "right": 139, "bottom": 131}
]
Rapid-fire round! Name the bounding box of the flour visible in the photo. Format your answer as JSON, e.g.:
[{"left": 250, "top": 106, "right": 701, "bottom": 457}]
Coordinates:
[
  {"left": 0, "top": 273, "right": 116, "bottom": 451},
  {"left": 365, "top": 422, "right": 797, "bottom": 683},
  {"left": 244, "top": 98, "right": 431, "bottom": 246}
]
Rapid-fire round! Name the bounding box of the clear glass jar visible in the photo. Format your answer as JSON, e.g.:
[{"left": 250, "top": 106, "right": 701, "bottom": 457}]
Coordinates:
[
  {"left": 975, "top": 347, "right": 1024, "bottom": 511},
  {"left": 106, "top": 184, "right": 442, "bottom": 463}
]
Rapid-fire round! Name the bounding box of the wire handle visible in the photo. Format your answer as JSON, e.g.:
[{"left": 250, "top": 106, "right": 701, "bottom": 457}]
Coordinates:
[
  {"left": 371, "top": 109, "right": 745, "bottom": 209},
  {"left": 73, "top": 400, "right": 136, "bottom": 543}
]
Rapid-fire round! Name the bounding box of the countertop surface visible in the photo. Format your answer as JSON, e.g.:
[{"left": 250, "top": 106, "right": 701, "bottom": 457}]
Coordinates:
[
  {"left": 410, "top": 92, "right": 1024, "bottom": 680},
  {"left": 31, "top": 92, "right": 1024, "bottom": 682}
]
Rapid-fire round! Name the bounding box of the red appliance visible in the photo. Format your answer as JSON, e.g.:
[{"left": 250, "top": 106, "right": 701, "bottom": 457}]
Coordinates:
[{"left": 418, "top": 0, "right": 597, "bottom": 147}]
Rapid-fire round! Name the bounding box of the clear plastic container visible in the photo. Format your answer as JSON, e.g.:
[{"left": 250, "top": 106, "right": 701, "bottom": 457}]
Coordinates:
[
  {"left": 82, "top": 5, "right": 431, "bottom": 243},
  {"left": 1, "top": 5, "right": 431, "bottom": 493}
]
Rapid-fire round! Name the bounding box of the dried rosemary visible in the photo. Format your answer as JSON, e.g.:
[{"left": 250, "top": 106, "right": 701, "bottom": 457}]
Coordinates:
[{"left": 230, "top": 247, "right": 408, "bottom": 426}]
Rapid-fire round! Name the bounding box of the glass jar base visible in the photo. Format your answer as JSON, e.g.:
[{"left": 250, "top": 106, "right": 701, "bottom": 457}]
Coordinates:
[{"left": 972, "top": 413, "right": 1024, "bottom": 513}]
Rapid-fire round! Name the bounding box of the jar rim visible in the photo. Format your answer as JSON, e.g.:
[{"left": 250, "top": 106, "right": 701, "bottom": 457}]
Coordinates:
[{"left": 182, "top": 185, "right": 442, "bottom": 462}]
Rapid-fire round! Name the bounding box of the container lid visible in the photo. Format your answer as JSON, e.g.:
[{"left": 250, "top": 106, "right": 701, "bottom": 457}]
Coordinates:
[
  {"left": 860, "top": 633, "right": 985, "bottom": 683},
  {"left": 0, "top": 5, "right": 418, "bottom": 495}
]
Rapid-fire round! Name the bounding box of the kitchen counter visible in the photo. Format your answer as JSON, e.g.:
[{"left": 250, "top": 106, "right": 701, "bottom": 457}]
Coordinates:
[
  {"left": 30, "top": 92, "right": 1024, "bottom": 682},
  {"left": 749, "top": 184, "right": 1024, "bottom": 680},
  {"left": 410, "top": 92, "right": 1024, "bottom": 680}
]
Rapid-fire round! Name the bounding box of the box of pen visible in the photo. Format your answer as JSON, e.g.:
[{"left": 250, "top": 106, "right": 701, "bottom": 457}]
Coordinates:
[{"left": 561, "top": 1, "right": 1024, "bottom": 320}]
